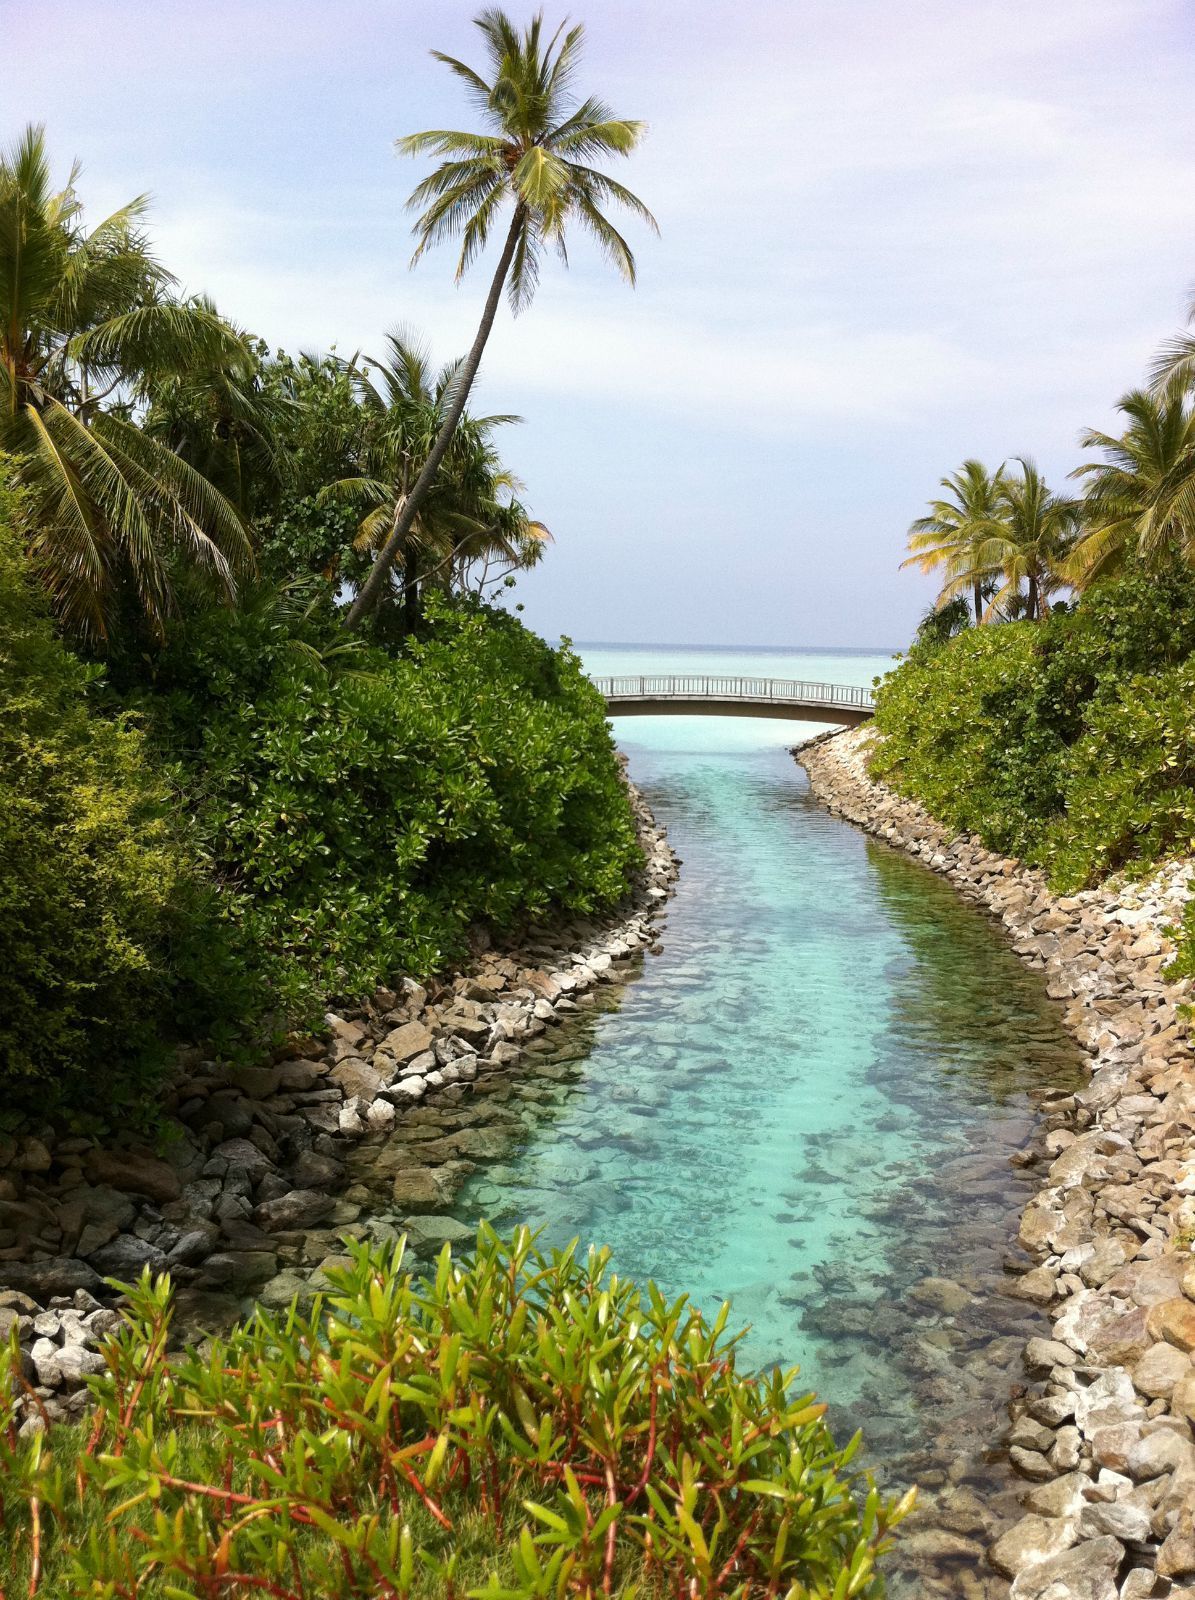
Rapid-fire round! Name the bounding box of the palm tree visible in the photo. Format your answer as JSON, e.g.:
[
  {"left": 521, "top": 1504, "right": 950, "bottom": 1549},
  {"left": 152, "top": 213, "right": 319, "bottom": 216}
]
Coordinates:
[
  {"left": 343, "top": 8, "right": 655, "bottom": 630},
  {"left": 977, "top": 459, "right": 1079, "bottom": 620},
  {"left": 1067, "top": 389, "right": 1195, "bottom": 585},
  {"left": 141, "top": 301, "right": 297, "bottom": 514},
  {"left": 0, "top": 124, "right": 252, "bottom": 640},
  {"left": 901, "top": 459, "right": 1006, "bottom": 623},
  {"left": 325, "top": 330, "right": 546, "bottom": 634},
  {"left": 447, "top": 477, "right": 552, "bottom": 599},
  {"left": 1151, "top": 291, "right": 1195, "bottom": 400}
]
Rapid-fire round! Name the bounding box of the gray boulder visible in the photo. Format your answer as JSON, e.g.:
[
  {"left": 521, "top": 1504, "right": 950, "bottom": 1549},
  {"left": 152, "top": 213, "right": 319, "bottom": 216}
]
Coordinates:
[
  {"left": 253, "top": 1190, "right": 334, "bottom": 1232},
  {"left": 87, "top": 1237, "right": 168, "bottom": 1278},
  {"left": 3, "top": 1257, "right": 102, "bottom": 1299}
]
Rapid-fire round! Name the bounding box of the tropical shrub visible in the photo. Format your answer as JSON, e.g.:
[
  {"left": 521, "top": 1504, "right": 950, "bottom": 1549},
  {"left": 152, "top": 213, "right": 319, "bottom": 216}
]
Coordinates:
[
  {"left": 251, "top": 349, "right": 369, "bottom": 584},
  {"left": 872, "top": 563, "right": 1195, "bottom": 891},
  {"left": 0, "top": 1229, "right": 911, "bottom": 1597},
  {"left": 1047, "top": 662, "right": 1195, "bottom": 885},
  {"left": 125, "top": 590, "right": 641, "bottom": 1031},
  {"left": 870, "top": 623, "right": 1068, "bottom": 860},
  {"left": 0, "top": 478, "right": 226, "bottom": 1115}
]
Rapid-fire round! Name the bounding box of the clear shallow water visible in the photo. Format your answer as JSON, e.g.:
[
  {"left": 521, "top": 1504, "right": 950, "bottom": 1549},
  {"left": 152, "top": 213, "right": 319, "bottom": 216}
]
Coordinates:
[{"left": 354, "top": 646, "right": 1084, "bottom": 1584}]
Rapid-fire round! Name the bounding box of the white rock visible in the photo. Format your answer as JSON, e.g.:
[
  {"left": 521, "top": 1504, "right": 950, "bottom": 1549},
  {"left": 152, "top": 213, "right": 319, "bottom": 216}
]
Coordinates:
[
  {"left": 390, "top": 1079, "right": 426, "bottom": 1102},
  {"left": 365, "top": 1099, "right": 396, "bottom": 1131},
  {"left": 338, "top": 1103, "right": 365, "bottom": 1136},
  {"left": 53, "top": 1344, "right": 107, "bottom": 1386}
]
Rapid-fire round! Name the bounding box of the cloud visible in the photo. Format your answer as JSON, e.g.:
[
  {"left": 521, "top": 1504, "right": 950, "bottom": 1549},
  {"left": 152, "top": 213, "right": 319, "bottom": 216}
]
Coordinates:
[{"left": 5, "top": 0, "right": 1194, "bottom": 643}]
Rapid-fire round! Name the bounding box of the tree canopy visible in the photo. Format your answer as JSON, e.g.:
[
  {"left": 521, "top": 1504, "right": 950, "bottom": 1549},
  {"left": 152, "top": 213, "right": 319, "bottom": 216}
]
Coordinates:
[{"left": 0, "top": 126, "right": 252, "bottom": 639}]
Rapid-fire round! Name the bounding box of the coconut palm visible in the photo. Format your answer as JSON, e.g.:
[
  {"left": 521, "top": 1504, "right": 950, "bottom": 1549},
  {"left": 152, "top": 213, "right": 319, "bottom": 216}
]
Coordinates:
[
  {"left": 1151, "top": 292, "right": 1195, "bottom": 400},
  {"left": 901, "top": 459, "right": 1006, "bottom": 624},
  {"left": 344, "top": 8, "right": 655, "bottom": 629},
  {"left": 324, "top": 330, "right": 547, "bottom": 633},
  {"left": 447, "top": 483, "right": 552, "bottom": 598},
  {"left": 0, "top": 124, "right": 252, "bottom": 639},
  {"left": 140, "top": 302, "right": 297, "bottom": 515},
  {"left": 1067, "top": 389, "right": 1195, "bottom": 585},
  {"left": 976, "top": 459, "right": 1079, "bottom": 620}
]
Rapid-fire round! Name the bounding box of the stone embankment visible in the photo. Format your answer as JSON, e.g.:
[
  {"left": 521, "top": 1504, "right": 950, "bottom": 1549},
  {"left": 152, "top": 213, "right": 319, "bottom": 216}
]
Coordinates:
[
  {"left": 798, "top": 724, "right": 1195, "bottom": 1600},
  {"left": 0, "top": 779, "right": 678, "bottom": 1436}
]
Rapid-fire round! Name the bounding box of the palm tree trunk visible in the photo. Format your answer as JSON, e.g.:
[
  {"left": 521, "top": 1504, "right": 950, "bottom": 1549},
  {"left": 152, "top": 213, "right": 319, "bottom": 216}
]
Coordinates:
[
  {"left": 1027, "top": 573, "right": 1039, "bottom": 619},
  {"left": 344, "top": 206, "right": 526, "bottom": 631},
  {"left": 402, "top": 539, "right": 421, "bottom": 635},
  {"left": 973, "top": 580, "right": 982, "bottom": 625}
]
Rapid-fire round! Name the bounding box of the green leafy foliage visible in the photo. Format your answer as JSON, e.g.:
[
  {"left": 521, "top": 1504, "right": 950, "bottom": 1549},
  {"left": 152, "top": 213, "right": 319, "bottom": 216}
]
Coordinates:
[
  {"left": 1048, "top": 662, "right": 1195, "bottom": 886},
  {"left": 1, "top": 453, "right": 639, "bottom": 1102},
  {"left": 0, "top": 1228, "right": 911, "bottom": 1597},
  {"left": 0, "top": 475, "right": 229, "bottom": 1114},
  {"left": 251, "top": 349, "right": 370, "bottom": 584},
  {"left": 1, "top": 125, "right": 253, "bottom": 642},
  {"left": 872, "top": 564, "right": 1195, "bottom": 891},
  {"left": 124, "top": 589, "right": 641, "bottom": 1034}
]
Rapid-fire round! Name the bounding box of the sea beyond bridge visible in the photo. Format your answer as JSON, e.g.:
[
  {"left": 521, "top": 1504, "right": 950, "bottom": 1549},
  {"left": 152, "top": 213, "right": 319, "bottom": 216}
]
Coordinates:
[{"left": 591, "top": 674, "right": 876, "bottom": 726}]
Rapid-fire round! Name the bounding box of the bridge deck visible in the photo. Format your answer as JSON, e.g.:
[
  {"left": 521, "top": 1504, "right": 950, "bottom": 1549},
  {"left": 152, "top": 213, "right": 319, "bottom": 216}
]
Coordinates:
[{"left": 592, "top": 675, "right": 875, "bottom": 726}]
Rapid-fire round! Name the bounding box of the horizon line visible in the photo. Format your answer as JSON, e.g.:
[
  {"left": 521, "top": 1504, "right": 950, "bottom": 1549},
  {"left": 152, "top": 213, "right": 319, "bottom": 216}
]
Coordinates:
[{"left": 572, "top": 639, "right": 902, "bottom": 654}]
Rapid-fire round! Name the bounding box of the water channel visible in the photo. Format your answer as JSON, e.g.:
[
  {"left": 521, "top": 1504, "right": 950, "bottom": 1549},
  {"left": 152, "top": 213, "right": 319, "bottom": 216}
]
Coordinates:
[{"left": 355, "top": 645, "right": 1086, "bottom": 1592}]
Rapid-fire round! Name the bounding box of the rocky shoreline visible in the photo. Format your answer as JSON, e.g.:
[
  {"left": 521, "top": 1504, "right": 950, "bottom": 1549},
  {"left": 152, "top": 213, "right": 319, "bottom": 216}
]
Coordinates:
[
  {"left": 0, "top": 776, "right": 679, "bottom": 1436},
  {"left": 797, "top": 724, "right": 1195, "bottom": 1600}
]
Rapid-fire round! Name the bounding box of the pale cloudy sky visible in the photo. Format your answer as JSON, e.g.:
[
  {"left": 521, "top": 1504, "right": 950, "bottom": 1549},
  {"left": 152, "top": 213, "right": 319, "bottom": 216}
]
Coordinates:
[{"left": 6, "top": 0, "right": 1195, "bottom": 645}]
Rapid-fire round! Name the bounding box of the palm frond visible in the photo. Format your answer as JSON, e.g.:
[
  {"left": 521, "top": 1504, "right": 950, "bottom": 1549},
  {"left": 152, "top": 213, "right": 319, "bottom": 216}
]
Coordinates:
[
  {"left": 570, "top": 195, "right": 637, "bottom": 284},
  {"left": 1151, "top": 332, "right": 1195, "bottom": 400},
  {"left": 70, "top": 301, "right": 250, "bottom": 379},
  {"left": 19, "top": 402, "right": 109, "bottom": 636},
  {"left": 427, "top": 51, "right": 497, "bottom": 120}
]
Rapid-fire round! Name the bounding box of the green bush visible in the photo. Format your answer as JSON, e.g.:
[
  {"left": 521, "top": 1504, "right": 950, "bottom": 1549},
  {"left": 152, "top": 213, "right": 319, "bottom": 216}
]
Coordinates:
[
  {"left": 250, "top": 350, "right": 369, "bottom": 585},
  {"left": 871, "top": 563, "right": 1195, "bottom": 890},
  {"left": 0, "top": 489, "right": 223, "bottom": 1115},
  {"left": 126, "top": 588, "right": 641, "bottom": 1032},
  {"left": 870, "top": 623, "right": 1063, "bottom": 859},
  {"left": 1047, "top": 662, "right": 1195, "bottom": 885},
  {"left": 0, "top": 1229, "right": 911, "bottom": 1597}
]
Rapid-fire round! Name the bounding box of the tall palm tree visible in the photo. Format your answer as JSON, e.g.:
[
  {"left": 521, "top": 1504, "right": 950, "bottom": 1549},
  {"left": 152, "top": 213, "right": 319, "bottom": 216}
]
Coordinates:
[
  {"left": 344, "top": 8, "right": 655, "bottom": 630},
  {"left": 976, "top": 459, "right": 1079, "bottom": 620},
  {"left": 901, "top": 459, "right": 1006, "bottom": 623},
  {"left": 1067, "top": 389, "right": 1195, "bottom": 585},
  {"left": 325, "top": 330, "right": 546, "bottom": 634},
  {"left": 0, "top": 124, "right": 251, "bottom": 640}
]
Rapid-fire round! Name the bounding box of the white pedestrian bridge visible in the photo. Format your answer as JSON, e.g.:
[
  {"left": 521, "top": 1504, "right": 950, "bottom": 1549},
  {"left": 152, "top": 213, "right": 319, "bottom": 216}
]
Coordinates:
[{"left": 591, "top": 675, "right": 876, "bottom": 726}]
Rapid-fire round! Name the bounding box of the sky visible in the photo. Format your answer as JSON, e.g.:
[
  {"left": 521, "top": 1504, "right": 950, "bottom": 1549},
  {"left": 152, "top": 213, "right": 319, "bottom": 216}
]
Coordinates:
[{"left": 5, "top": 0, "right": 1195, "bottom": 647}]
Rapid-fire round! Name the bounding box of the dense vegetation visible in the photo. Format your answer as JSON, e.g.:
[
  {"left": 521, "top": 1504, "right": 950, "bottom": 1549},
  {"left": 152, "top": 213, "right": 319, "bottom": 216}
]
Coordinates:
[
  {"left": 882, "top": 295, "right": 1195, "bottom": 962},
  {"left": 874, "top": 563, "right": 1195, "bottom": 888},
  {"left": 0, "top": 450, "right": 637, "bottom": 1115},
  {"left": 123, "top": 590, "right": 640, "bottom": 1037},
  {"left": 0, "top": 8, "right": 657, "bottom": 1116},
  {"left": 1, "top": 1230, "right": 910, "bottom": 1598},
  {"left": 0, "top": 486, "right": 219, "bottom": 1111}
]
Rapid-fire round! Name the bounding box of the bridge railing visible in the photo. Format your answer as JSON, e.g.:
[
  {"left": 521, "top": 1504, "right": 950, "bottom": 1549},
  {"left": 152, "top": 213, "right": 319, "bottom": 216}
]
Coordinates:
[{"left": 590, "top": 674, "right": 876, "bottom": 711}]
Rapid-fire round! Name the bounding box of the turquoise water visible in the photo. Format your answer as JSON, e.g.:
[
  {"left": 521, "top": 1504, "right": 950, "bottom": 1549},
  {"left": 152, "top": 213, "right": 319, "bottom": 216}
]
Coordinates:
[
  {"left": 463, "top": 644, "right": 906, "bottom": 1389},
  {"left": 358, "top": 645, "right": 1082, "bottom": 1546}
]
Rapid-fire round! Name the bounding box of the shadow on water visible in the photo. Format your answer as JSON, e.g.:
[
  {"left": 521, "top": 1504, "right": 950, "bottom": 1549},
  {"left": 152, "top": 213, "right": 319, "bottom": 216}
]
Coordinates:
[{"left": 350, "top": 745, "right": 1084, "bottom": 1598}]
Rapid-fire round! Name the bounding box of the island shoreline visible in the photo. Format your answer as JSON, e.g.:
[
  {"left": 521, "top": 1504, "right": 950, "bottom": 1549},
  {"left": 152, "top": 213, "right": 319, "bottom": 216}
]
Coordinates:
[{"left": 0, "top": 776, "right": 680, "bottom": 1431}]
